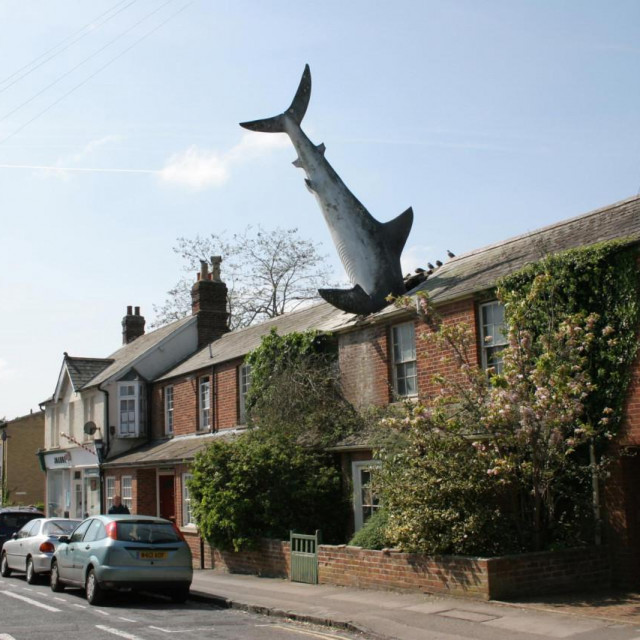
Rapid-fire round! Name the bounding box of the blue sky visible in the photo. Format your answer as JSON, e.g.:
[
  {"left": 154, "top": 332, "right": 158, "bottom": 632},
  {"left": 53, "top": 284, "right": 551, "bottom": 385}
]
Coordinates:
[{"left": 1, "top": 1, "right": 639, "bottom": 419}]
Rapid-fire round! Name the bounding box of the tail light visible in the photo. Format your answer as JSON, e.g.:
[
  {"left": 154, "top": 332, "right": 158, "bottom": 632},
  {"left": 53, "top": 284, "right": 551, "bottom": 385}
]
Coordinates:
[
  {"left": 106, "top": 521, "right": 118, "bottom": 540},
  {"left": 171, "top": 522, "right": 186, "bottom": 542},
  {"left": 39, "top": 541, "right": 55, "bottom": 553}
]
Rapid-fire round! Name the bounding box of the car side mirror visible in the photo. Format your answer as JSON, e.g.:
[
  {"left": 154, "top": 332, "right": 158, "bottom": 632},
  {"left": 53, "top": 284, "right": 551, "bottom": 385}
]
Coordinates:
[
  {"left": 57, "top": 535, "right": 70, "bottom": 544},
  {"left": 11, "top": 533, "right": 18, "bottom": 540}
]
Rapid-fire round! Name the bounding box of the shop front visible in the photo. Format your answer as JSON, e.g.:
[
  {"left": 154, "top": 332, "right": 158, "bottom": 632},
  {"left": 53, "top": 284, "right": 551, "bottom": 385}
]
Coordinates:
[{"left": 44, "top": 447, "right": 100, "bottom": 518}]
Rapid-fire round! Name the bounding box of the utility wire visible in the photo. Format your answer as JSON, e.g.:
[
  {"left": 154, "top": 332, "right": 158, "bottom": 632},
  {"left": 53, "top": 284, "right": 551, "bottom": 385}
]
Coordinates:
[
  {"left": 0, "top": 2, "right": 194, "bottom": 147},
  {"left": 0, "top": 0, "right": 178, "bottom": 125},
  {"left": 0, "top": 0, "right": 138, "bottom": 95}
]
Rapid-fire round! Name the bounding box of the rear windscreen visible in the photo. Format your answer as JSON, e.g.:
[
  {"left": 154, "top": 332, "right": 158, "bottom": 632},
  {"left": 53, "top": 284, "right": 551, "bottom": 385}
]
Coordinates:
[
  {"left": 0, "top": 513, "right": 39, "bottom": 532},
  {"left": 116, "top": 522, "right": 181, "bottom": 544},
  {"left": 44, "top": 520, "right": 80, "bottom": 536}
]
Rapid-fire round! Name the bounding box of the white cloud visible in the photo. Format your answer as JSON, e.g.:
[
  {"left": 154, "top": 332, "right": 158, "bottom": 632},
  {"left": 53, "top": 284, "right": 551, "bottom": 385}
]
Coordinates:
[{"left": 159, "top": 132, "right": 289, "bottom": 191}]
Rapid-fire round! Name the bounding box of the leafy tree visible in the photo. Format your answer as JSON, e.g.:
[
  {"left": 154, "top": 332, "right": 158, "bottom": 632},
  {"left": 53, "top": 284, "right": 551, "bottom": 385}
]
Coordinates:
[
  {"left": 245, "top": 329, "right": 361, "bottom": 446},
  {"left": 152, "top": 227, "right": 334, "bottom": 330},
  {"left": 187, "top": 430, "right": 348, "bottom": 551}
]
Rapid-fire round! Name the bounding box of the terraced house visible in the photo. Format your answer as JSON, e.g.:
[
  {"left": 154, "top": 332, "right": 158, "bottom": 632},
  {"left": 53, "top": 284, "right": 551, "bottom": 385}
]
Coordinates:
[{"left": 40, "top": 194, "right": 640, "bottom": 592}]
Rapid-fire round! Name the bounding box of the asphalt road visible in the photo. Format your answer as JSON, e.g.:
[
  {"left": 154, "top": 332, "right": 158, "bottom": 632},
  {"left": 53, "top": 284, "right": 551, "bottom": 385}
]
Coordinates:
[{"left": 0, "top": 574, "right": 362, "bottom": 640}]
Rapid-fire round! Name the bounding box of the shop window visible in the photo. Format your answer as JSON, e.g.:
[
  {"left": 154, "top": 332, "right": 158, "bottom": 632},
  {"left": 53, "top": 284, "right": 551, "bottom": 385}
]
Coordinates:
[{"left": 391, "top": 322, "right": 417, "bottom": 398}]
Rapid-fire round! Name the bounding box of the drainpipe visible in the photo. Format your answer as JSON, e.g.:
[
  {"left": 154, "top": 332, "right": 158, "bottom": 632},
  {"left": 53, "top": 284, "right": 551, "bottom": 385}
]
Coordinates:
[
  {"left": 590, "top": 441, "right": 602, "bottom": 546},
  {"left": 98, "top": 384, "right": 110, "bottom": 515}
]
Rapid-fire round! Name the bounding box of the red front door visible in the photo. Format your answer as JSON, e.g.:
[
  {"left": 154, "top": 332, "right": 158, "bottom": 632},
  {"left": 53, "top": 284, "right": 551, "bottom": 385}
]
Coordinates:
[{"left": 158, "top": 475, "right": 176, "bottom": 522}]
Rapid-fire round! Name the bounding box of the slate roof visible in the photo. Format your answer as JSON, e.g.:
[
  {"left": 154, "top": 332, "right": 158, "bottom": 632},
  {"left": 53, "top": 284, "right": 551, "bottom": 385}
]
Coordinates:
[
  {"left": 102, "top": 429, "right": 244, "bottom": 467},
  {"left": 65, "top": 357, "right": 113, "bottom": 391},
  {"left": 157, "top": 301, "right": 353, "bottom": 381},
  {"left": 375, "top": 194, "right": 640, "bottom": 318},
  {"left": 83, "top": 314, "right": 196, "bottom": 388}
]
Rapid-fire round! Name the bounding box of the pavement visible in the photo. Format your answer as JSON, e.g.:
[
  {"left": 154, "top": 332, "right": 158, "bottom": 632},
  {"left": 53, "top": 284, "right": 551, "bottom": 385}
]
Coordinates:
[{"left": 190, "top": 569, "right": 640, "bottom": 640}]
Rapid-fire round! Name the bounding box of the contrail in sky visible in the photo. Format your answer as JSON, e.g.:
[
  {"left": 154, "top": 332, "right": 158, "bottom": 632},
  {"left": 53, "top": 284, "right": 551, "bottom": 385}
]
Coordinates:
[{"left": 0, "top": 164, "right": 156, "bottom": 174}]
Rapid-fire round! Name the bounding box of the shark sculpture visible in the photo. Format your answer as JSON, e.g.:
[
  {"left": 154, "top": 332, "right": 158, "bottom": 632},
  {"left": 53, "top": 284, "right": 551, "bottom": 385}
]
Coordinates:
[{"left": 240, "top": 64, "right": 413, "bottom": 315}]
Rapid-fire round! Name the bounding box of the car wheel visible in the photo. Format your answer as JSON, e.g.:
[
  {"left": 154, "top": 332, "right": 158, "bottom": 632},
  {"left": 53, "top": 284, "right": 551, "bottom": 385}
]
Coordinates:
[
  {"left": 26, "top": 557, "right": 38, "bottom": 584},
  {"left": 50, "top": 561, "right": 64, "bottom": 592},
  {"left": 85, "top": 568, "right": 105, "bottom": 606},
  {"left": 0, "top": 553, "right": 11, "bottom": 577},
  {"left": 170, "top": 587, "right": 189, "bottom": 603}
]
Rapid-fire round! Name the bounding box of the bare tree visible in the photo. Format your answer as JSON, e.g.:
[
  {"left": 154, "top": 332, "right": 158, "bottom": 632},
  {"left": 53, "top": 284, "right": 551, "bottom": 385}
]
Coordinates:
[{"left": 152, "top": 227, "right": 335, "bottom": 330}]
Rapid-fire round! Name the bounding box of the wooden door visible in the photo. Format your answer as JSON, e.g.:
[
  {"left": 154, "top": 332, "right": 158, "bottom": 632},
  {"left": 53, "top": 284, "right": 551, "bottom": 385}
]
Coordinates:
[{"left": 158, "top": 475, "right": 175, "bottom": 522}]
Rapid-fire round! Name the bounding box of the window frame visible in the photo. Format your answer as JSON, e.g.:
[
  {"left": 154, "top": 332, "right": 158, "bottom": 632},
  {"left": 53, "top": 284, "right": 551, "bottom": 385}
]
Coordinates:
[
  {"left": 164, "top": 385, "right": 174, "bottom": 435},
  {"left": 198, "top": 377, "right": 211, "bottom": 432},
  {"left": 390, "top": 322, "right": 418, "bottom": 399},
  {"left": 182, "top": 473, "right": 194, "bottom": 528},
  {"left": 238, "top": 363, "right": 251, "bottom": 425},
  {"left": 117, "top": 381, "right": 145, "bottom": 437},
  {"left": 479, "top": 300, "right": 508, "bottom": 374},
  {"left": 105, "top": 476, "right": 116, "bottom": 512},
  {"left": 121, "top": 476, "right": 133, "bottom": 513},
  {"left": 352, "top": 460, "right": 382, "bottom": 532}
]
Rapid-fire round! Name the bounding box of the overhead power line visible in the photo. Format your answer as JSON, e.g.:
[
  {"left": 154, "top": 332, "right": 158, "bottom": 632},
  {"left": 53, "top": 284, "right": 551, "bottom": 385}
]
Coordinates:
[
  {"left": 0, "top": 2, "right": 194, "bottom": 147},
  {"left": 0, "top": 0, "right": 178, "bottom": 126},
  {"left": 0, "top": 0, "right": 138, "bottom": 95}
]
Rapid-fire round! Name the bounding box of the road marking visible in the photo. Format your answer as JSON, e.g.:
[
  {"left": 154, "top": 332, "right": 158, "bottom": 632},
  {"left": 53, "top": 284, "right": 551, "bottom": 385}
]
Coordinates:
[
  {"left": 261, "top": 625, "right": 350, "bottom": 640},
  {"left": 73, "top": 603, "right": 87, "bottom": 608},
  {"left": 0, "top": 590, "right": 61, "bottom": 612},
  {"left": 118, "top": 617, "right": 137, "bottom": 622},
  {"left": 95, "top": 609, "right": 109, "bottom": 615},
  {"left": 95, "top": 626, "right": 146, "bottom": 640},
  {"left": 0, "top": 634, "right": 18, "bottom": 640},
  {"left": 53, "top": 597, "right": 66, "bottom": 602}
]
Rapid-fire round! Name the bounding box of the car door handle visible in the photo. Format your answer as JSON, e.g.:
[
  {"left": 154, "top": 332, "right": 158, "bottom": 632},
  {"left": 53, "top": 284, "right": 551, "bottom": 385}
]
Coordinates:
[{"left": 84, "top": 545, "right": 90, "bottom": 550}]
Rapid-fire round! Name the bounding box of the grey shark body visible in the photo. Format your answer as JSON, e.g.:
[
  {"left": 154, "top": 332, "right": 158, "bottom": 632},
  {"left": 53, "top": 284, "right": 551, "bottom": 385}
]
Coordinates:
[{"left": 240, "top": 65, "right": 413, "bottom": 315}]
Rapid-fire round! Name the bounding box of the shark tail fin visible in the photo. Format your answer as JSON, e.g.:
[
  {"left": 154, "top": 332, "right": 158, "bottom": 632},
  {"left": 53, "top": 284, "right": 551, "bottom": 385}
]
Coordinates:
[
  {"left": 383, "top": 207, "right": 414, "bottom": 256},
  {"left": 318, "top": 284, "right": 375, "bottom": 315},
  {"left": 239, "top": 64, "right": 311, "bottom": 133}
]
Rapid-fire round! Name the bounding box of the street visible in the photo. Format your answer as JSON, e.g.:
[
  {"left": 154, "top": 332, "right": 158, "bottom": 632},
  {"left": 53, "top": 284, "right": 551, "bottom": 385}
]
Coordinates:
[{"left": 0, "top": 574, "right": 361, "bottom": 640}]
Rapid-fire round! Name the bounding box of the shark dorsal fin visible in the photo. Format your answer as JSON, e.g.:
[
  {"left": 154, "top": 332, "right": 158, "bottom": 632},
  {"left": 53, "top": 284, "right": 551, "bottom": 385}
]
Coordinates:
[
  {"left": 383, "top": 207, "right": 414, "bottom": 256},
  {"left": 317, "top": 143, "right": 326, "bottom": 155}
]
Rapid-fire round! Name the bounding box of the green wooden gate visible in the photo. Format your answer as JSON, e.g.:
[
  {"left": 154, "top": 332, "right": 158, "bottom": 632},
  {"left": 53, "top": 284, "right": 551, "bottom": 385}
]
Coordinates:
[{"left": 290, "top": 530, "right": 321, "bottom": 584}]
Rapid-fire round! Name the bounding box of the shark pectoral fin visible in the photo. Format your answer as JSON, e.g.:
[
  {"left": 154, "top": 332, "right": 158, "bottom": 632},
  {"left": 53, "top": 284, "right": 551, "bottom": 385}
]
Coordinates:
[
  {"left": 304, "top": 178, "right": 315, "bottom": 193},
  {"left": 318, "top": 285, "right": 375, "bottom": 315},
  {"left": 292, "top": 157, "right": 303, "bottom": 168},
  {"left": 383, "top": 206, "right": 414, "bottom": 255}
]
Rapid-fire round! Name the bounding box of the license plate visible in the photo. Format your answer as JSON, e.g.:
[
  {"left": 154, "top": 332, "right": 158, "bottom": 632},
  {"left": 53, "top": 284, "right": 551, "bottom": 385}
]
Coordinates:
[{"left": 139, "top": 551, "right": 168, "bottom": 560}]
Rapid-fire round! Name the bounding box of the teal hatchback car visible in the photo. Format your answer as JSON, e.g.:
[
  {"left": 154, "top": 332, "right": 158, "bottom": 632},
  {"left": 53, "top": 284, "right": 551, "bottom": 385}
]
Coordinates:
[{"left": 50, "top": 515, "right": 193, "bottom": 605}]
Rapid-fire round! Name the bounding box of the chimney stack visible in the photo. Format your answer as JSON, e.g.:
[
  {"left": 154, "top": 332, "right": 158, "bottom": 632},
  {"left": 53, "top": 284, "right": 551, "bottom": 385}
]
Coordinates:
[
  {"left": 191, "top": 256, "right": 229, "bottom": 348},
  {"left": 122, "top": 305, "right": 145, "bottom": 345}
]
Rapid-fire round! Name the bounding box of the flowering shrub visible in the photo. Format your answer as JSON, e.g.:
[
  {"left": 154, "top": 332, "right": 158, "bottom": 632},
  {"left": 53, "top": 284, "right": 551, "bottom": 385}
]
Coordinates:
[{"left": 378, "top": 241, "right": 639, "bottom": 554}]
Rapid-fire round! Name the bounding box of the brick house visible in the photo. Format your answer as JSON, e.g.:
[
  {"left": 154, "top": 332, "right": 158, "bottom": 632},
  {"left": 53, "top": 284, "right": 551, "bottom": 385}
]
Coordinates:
[
  {"left": 100, "top": 195, "right": 640, "bottom": 587},
  {"left": 39, "top": 259, "right": 228, "bottom": 519},
  {"left": 0, "top": 411, "right": 45, "bottom": 507}
]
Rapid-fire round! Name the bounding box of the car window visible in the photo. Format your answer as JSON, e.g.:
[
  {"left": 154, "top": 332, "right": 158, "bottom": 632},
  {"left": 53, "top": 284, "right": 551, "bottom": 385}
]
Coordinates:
[
  {"left": 83, "top": 519, "right": 106, "bottom": 542},
  {"left": 0, "top": 513, "right": 40, "bottom": 533},
  {"left": 43, "top": 520, "right": 80, "bottom": 536},
  {"left": 116, "top": 521, "right": 181, "bottom": 544},
  {"left": 69, "top": 519, "right": 92, "bottom": 543},
  {"left": 19, "top": 519, "right": 41, "bottom": 538}
]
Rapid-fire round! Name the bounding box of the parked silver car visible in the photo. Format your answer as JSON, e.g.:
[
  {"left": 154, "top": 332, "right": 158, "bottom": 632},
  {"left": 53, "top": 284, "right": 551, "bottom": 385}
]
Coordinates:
[
  {"left": 50, "top": 515, "right": 193, "bottom": 605},
  {"left": 1, "top": 518, "right": 80, "bottom": 583}
]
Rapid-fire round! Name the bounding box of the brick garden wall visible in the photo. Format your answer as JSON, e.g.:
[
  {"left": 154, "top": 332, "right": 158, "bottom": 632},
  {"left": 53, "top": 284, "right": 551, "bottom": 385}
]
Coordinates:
[{"left": 191, "top": 537, "right": 608, "bottom": 600}]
